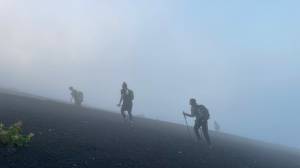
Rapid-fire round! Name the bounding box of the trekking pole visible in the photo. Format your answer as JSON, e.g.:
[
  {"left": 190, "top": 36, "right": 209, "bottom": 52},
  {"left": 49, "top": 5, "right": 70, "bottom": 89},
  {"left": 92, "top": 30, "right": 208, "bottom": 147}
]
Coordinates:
[{"left": 183, "top": 111, "right": 192, "bottom": 139}]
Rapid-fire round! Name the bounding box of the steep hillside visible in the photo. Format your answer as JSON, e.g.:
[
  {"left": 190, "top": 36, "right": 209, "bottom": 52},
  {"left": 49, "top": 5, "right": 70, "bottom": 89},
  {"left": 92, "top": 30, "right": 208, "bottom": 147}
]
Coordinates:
[{"left": 0, "top": 92, "right": 299, "bottom": 168}]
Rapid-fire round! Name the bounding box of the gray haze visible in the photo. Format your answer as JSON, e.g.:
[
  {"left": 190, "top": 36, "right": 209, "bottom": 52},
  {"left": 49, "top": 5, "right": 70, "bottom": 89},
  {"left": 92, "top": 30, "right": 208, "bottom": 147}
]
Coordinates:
[{"left": 0, "top": 0, "right": 300, "bottom": 148}]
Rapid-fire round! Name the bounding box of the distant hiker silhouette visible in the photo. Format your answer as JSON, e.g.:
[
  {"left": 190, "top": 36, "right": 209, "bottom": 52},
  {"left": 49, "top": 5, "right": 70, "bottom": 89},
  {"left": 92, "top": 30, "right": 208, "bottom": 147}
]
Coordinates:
[
  {"left": 183, "top": 98, "right": 211, "bottom": 146},
  {"left": 214, "top": 120, "right": 221, "bottom": 132},
  {"left": 117, "top": 82, "right": 134, "bottom": 121},
  {"left": 69, "top": 86, "right": 84, "bottom": 106}
]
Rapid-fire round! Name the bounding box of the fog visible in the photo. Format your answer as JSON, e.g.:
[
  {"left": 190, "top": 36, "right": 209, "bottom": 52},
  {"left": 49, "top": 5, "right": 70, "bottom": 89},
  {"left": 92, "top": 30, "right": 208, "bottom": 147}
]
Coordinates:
[{"left": 0, "top": 0, "right": 299, "bottom": 148}]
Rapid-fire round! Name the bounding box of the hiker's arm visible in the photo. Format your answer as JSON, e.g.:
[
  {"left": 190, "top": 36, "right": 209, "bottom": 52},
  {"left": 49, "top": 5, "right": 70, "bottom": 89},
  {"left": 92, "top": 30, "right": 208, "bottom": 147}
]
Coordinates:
[
  {"left": 118, "top": 94, "right": 123, "bottom": 106},
  {"left": 183, "top": 112, "right": 194, "bottom": 118}
]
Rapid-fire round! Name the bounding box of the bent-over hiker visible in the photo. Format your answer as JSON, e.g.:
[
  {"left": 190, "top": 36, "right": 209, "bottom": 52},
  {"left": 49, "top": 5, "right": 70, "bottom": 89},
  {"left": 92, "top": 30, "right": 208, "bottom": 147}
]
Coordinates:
[
  {"left": 183, "top": 98, "right": 211, "bottom": 146},
  {"left": 69, "top": 86, "right": 84, "bottom": 106},
  {"left": 117, "top": 82, "right": 134, "bottom": 121}
]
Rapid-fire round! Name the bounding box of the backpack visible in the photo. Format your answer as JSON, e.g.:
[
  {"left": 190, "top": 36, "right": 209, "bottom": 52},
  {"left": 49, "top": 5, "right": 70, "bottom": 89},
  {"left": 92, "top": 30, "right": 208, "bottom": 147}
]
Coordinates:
[
  {"left": 129, "top": 90, "right": 134, "bottom": 101},
  {"left": 198, "top": 105, "right": 210, "bottom": 120}
]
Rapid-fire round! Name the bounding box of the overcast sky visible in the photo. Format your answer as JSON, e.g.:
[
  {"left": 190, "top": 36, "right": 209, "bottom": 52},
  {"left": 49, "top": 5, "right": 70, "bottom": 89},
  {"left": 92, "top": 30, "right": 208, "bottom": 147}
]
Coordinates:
[{"left": 0, "top": 0, "right": 299, "bottom": 148}]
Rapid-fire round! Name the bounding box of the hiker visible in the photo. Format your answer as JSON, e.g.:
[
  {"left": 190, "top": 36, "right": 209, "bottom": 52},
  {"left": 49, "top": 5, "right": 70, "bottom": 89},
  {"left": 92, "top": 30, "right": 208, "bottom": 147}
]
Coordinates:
[
  {"left": 69, "top": 86, "right": 84, "bottom": 106},
  {"left": 214, "top": 120, "right": 221, "bottom": 132},
  {"left": 117, "top": 82, "right": 134, "bottom": 121},
  {"left": 183, "top": 98, "right": 211, "bottom": 145}
]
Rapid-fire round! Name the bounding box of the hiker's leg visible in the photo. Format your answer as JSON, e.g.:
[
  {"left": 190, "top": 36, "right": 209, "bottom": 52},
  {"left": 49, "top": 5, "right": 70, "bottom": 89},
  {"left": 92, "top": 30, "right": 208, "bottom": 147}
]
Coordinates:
[
  {"left": 194, "top": 120, "right": 201, "bottom": 140},
  {"left": 127, "top": 103, "right": 133, "bottom": 121},
  {"left": 121, "top": 106, "right": 126, "bottom": 119},
  {"left": 201, "top": 120, "right": 211, "bottom": 145},
  {"left": 128, "top": 110, "right": 132, "bottom": 121}
]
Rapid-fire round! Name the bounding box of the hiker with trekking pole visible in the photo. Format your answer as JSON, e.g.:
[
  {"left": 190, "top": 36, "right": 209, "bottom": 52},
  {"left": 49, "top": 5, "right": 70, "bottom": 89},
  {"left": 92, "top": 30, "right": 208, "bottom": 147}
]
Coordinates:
[{"left": 183, "top": 98, "right": 211, "bottom": 146}]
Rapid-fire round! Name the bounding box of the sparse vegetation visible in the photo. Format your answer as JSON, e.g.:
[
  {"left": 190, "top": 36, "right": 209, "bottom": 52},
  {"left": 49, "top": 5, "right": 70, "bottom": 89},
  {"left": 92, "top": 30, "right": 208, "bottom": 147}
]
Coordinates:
[{"left": 0, "top": 121, "right": 34, "bottom": 147}]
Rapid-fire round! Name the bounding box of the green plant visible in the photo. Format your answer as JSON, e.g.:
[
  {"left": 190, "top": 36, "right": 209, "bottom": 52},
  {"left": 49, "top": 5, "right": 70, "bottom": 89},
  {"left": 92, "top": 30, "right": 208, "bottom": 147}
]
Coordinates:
[{"left": 0, "top": 121, "right": 34, "bottom": 147}]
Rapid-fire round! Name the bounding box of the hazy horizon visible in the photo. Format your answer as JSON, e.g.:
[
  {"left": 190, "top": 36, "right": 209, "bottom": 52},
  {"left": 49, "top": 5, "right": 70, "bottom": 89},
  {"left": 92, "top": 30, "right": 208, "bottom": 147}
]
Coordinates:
[{"left": 0, "top": 0, "right": 299, "bottom": 148}]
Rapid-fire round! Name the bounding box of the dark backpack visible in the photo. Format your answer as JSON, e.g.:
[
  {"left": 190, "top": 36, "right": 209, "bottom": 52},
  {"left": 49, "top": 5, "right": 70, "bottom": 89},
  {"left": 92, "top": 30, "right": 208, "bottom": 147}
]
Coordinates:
[
  {"left": 129, "top": 90, "right": 134, "bottom": 101},
  {"left": 198, "top": 105, "right": 210, "bottom": 120},
  {"left": 122, "top": 89, "right": 134, "bottom": 102}
]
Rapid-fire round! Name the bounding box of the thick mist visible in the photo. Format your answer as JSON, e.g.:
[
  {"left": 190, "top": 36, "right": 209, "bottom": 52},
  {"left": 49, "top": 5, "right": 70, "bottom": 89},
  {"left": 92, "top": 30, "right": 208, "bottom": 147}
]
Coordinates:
[{"left": 0, "top": 0, "right": 299, "bottom": 148}]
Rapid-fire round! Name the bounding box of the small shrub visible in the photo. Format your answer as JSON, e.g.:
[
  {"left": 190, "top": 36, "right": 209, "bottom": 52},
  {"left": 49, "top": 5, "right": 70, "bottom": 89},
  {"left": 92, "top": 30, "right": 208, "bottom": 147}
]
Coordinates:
[{"left": 0, "top": 121, "right": 34, "bottom": 147}]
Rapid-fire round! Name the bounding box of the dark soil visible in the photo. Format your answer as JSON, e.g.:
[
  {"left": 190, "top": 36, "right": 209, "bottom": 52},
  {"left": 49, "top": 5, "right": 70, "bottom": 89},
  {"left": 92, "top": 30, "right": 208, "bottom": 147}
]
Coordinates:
[{"left": 0, "top": 92, "right": 299, "bottom": 168}]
